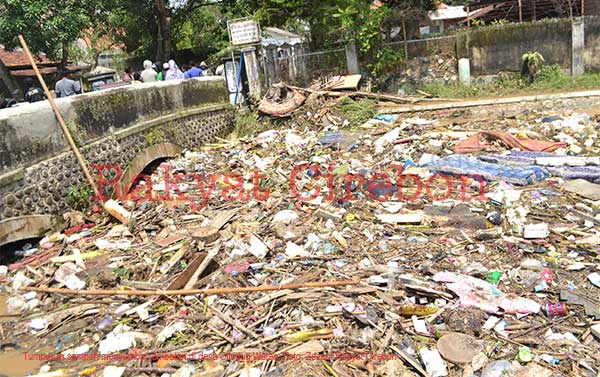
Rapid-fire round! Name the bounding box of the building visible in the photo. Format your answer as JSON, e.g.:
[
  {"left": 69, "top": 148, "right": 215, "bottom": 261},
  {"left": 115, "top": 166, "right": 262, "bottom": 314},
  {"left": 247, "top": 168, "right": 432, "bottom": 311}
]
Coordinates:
[
  {"left": 467, "top": 0, "right": 586, "bottom": 23},
  {"left": 425, "top": 3, "right": 483, "bottom": 33},
  {"left": 260, "top": 27, "right": 306, "bottom": 87},
  {"left": 0, "top": 46, "right": 83, "bottom": 98}
]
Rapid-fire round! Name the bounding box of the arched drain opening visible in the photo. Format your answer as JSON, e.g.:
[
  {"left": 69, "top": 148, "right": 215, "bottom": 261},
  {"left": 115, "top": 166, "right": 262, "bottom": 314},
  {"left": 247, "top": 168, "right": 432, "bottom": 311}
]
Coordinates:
[
  {"left": 0, "top": 237, "right": 42, "bottom": 266},
  {"left": 129, "top": 157, "right": 169, "bottom": 194}
]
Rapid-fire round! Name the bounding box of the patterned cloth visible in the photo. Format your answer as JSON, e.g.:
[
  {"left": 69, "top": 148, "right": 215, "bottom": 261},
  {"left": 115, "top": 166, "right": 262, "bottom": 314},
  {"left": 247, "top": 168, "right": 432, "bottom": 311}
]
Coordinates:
[
  {"left": 480, "top": 151, "right": 600, "bottom": 182},
  {"left": 422, "top": 154, "right": 549, "bottom": 185}
]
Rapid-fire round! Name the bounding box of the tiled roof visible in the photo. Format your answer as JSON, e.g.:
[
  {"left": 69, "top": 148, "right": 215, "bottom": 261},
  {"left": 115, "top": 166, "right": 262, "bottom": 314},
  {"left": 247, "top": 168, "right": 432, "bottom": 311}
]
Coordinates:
[{"left": 0, "top": 47, "right": 56, "bottom": 69}]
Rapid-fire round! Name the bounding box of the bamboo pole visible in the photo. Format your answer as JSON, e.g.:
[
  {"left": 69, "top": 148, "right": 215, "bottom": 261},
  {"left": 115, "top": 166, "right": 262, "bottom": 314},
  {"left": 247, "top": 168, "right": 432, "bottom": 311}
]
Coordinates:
[
  {"left": 20, "top": 280, "right": 357, "bottom": 296},
  {"left": 18, "top": 35, "right": 130, "bottom": 224}
]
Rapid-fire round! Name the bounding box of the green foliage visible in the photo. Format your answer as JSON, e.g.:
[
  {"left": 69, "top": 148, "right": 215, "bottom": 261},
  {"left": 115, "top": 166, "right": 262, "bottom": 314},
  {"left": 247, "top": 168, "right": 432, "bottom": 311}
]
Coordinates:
[
  {"left": 66, "top": 121, "right": 84, "bottom": 148},
  {"left": 67, "top": 184, "right": 93, "bottom": 212},
  {"left": 0, "top": 0, "right": 115, "bottom": 63},
  {"left": 232, "top": 109, "right": 267, "bottom": 139},
  {"left": 421, "top": 67, "right": 600, "bottom": 99},
  {"left": 471, "top": 19, "right": 485, "bottom": 28},
  {"left": 522, "top": 51, "right": 545, "bottom": 79},
  {"left": 420, "top": 82, "right": 484, "bottom": 98},
  {"left": 113, "top": 268, "right": 131, "bottom": 280},
  {"left": 107, "top": 0, "right": 158, "bottom": 58},
  {"left": 334, "top": 97, "right": 377, "bottom": 126},
  {"left": 145, "top": 128, "right": 165, "bottom": 146},
  {"left": 490, "top": 18, "right": 508, "bottom": 25},
  {"left": 333, "top": 1, "right": 400, "bottom": 77},
  {"left": 534, "top": 64, "right": 569, "bottom": 85},
  {"left": 372, "top": 48, "right": 404, "bottom": 79}
]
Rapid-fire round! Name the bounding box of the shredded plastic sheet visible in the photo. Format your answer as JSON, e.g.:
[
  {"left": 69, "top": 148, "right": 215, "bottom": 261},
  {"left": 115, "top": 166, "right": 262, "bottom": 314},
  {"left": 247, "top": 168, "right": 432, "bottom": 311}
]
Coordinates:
[
  {"left": 433, "top": 271, "right": 541, "bottom": 315},
  {"left": 453, "top": 130, "right": 567, "bottom": 153},
  {"left": 317, "top": 131, "right": 361, "bottom": 151},
  {"left": 422, "top": 155, "right": 549, "bottom": 185}
]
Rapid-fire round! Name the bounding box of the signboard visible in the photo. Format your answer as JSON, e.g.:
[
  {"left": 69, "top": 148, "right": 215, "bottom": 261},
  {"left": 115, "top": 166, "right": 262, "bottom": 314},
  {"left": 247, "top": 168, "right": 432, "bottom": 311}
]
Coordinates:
[{"left": 227, "top": 18, "right": 261, "bottom": 46}]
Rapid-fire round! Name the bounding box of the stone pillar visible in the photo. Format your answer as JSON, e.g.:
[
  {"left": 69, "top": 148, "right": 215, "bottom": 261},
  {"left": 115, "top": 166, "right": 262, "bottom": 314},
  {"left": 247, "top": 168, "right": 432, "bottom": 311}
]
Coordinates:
[
  {"left": 572, "top": 18, "right": 585, "bottom": 77},
  {"left": 458, "top": 58, "right": 471, "bottom": 86},
  {"left": 242, "top": 47, "right": 262, "bottom": 97},
  {"left": 345, "top": 43, "right": 360, "bottom": 75}
]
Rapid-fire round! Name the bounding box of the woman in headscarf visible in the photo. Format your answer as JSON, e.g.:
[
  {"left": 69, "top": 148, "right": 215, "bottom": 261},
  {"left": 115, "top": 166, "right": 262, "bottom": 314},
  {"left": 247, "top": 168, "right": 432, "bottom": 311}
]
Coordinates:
[
  {"left": 140, "top": 60, "right": 157, "bottom": 83},
  {"left": 165, "top": 59, "right": 184, "bottom": 81}
]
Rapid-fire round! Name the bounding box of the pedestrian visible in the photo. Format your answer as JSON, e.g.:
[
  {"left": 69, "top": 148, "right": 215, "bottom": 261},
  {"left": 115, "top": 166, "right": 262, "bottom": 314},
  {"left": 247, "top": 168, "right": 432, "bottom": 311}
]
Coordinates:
[
  {"left": 153, "top": 62, "right": 162, "bottom": 81},
  {"left": 54, "top": 70, "right": 81, "bottom": 98},
  {"left": 184, "top": 61, "right": 202, "bottom": 79},
  {"left": 24, "top": 77, "right": 45, "bottom": 103},
  {"left": 140, "top": 60, "right": 158, "bottom": 83},
  {"left": 199, "top": 61, "right": 211, "bottom": 76},
  {"left": 165, "top": 59, "right": 184, "bottom": 80},
  {"left": 159, "top": 62, "right": 169, "bottom": 81},
  {"left": 123, "top": 66, "right": 134, "bottom": 82}
]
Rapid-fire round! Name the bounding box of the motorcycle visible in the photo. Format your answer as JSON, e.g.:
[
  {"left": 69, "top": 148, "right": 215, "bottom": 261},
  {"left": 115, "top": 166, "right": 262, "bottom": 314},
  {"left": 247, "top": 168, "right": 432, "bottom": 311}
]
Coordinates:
[{"left": 0, "top": 89, "right": 20, "bottom": 109}]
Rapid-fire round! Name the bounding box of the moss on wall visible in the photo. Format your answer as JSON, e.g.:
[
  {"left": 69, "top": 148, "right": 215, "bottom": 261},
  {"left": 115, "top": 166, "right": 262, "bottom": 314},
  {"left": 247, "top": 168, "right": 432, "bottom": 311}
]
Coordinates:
[
  {"left": 74, "top": 89, "right": 137, "bottom": 139},
  {"left": 181, "top": 79, "right": 228, "bottom": 108},
  {"left": 73, "top": 80, "right": 228, "bottom": 141},
  {"left": 0, "top": 118, "right": 59, "bottom": 173},
  {"left": 466, "top": 18, "right": 571, "bottom": 47},
  {"left": 1, "top": 79, "right": 231, "bottom": 176},
  {"left": 134, "top": 86, "right": 179, "bottom": 118},
  {"left": 459, "top": 18, "right": 574, "bottom": 74},
  {"left": 144, "top": 127, "right": 165, "bottom": 146}
]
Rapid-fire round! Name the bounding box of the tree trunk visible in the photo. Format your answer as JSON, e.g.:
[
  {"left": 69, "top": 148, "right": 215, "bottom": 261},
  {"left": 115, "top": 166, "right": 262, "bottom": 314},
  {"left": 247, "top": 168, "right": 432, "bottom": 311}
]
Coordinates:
[
  {"left": 155, "top": 0, "right": 173, "bottom": 61},
  {"left": 60, "top": 42, "right": 69, "bottom": 71}
]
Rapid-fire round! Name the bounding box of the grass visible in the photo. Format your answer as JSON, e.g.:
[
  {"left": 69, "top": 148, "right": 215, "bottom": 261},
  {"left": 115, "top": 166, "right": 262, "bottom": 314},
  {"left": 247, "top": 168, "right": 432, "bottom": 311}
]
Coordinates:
[
  {"left": 231, "top": 108, "right": 275, "bottom": 139},
  {"left": 420, "top": 65, "right": 600, "bottom": 99},
  {"left": 67, "top": 183, "right": 93, "bottom": 212},
  {"left": 333, "top": 97, "right": 378, "bottom": 126}
]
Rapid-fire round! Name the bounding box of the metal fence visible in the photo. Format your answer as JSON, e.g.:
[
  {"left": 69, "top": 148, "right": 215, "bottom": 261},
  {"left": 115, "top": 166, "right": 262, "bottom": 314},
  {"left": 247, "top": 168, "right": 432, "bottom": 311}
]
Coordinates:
[
  {"left": 383, "top": 35, "right": 457, "bottom": 59},
  {"left": 263, "top": 46, "right": 348, "bottom": 87},
  {"left": 262, "top": 34, "right": 458, "bottom": 88}
]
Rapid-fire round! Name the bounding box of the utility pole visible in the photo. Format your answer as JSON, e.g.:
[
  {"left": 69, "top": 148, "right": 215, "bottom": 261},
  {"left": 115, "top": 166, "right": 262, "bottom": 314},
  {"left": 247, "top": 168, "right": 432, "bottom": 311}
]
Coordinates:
[{"left": 518, "top": 0, "right": 523, "bottom": 22}]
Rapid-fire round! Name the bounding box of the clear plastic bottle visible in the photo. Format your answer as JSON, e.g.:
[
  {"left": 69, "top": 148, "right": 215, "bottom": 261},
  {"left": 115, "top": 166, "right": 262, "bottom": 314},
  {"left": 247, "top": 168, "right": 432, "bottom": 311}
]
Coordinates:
[{"left": 481, "top": 360, "right": 518, "bottom": 377}]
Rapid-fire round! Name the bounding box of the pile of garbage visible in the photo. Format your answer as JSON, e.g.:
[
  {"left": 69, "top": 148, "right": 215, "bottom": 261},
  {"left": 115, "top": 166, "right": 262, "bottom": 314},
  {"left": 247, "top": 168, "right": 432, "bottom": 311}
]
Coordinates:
[
  {"left": 385, "top": 53, "right": 458, "bottom": 93},
  {"left": 1, "top": 100, "right": 600, "bottom": 377}
]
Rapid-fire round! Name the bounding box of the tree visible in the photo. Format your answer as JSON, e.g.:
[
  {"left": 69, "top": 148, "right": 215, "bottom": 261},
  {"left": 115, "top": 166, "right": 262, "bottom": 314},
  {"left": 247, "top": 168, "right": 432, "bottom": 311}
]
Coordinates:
[
  {"left": 155, "top": 0, "right": 174, "bottom": 61},
  {"left": 108, "top": 0, "right": 159, "bottom": 59},
  {"left": 0, "top": 0, "right": 115, "bottom": 69},
  {"left": 71, "top": 24, "right": 124, "bottom": 68}
]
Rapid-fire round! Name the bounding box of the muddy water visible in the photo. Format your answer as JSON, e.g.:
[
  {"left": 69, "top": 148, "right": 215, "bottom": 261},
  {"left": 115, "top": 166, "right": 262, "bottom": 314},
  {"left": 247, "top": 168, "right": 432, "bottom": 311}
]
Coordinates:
[
  {"left": 0, "top": 349, "right": 43, "bottom": 376},
  {"left": 0, "top": 295, "right": 45, "bottom": 376},
  {"left": 0, "top": 294, "right": 6, "bottom": 316}
]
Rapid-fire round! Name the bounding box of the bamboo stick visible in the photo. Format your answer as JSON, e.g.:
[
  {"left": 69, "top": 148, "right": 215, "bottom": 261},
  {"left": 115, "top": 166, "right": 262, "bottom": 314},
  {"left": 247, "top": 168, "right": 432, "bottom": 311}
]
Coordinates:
[
  {"left": 18, "top": 35, "right": 130, "bottom": 225},
  {"left": 20, "top": 280, "right": 357, "bottom": 296}
]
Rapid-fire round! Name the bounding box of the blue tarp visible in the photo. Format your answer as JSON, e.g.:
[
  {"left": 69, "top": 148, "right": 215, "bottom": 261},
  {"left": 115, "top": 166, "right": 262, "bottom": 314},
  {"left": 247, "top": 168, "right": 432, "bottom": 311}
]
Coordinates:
[{"left": 422, "top": 155, "right": 550, "bottom": 185}]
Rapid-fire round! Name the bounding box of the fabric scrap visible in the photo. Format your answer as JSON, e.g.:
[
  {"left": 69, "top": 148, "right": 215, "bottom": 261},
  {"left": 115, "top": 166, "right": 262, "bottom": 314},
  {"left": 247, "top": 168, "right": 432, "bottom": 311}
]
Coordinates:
[{"left": 454, "top": 130, "right": 566, "bottom": 154}]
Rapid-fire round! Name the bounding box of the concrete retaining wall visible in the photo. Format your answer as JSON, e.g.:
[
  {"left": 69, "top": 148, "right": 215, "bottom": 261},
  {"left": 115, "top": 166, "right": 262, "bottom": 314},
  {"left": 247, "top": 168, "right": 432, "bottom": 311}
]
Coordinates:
[
  {"left": 0, "top": 78, "right": 234, "bottom": 244},
  {"left": 456, "top": 16, "right": 600, "bottom": 75},
  {"left": 0, "top": 77, "right": 228, "bottom": 174}
]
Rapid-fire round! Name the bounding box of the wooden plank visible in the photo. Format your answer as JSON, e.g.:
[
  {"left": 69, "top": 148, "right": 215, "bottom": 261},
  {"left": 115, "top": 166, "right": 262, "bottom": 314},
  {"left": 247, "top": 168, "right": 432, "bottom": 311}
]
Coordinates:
[
  {"left": 183, "top": 241, "right": 221, "bottom": 290},
  {"left": 330, "top": 74, "right": 362, "bottom": 90},
  {"left": 166, "top": 251, "right": 206, "bottom": 290}
]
